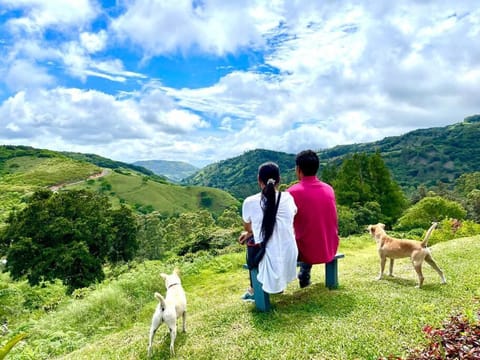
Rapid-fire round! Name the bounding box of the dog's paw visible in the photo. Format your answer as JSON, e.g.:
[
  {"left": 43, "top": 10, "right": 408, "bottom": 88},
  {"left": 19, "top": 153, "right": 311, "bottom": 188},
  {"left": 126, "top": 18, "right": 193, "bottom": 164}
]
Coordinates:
[{"left": 375, "top": 276, "right": 383, "bottom": 281}]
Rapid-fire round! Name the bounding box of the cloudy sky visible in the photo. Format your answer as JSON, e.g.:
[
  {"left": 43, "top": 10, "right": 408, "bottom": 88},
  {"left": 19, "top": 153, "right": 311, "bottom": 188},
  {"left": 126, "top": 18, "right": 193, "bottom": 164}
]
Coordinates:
[{"left": 0, "top": 1, "right": 479, "bottom": 167}]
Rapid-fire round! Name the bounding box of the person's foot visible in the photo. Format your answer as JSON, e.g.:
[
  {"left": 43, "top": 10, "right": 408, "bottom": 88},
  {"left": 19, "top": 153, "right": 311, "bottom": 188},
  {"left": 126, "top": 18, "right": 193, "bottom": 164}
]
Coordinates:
[
  {"left": 241, "top": 290, "right": 255, "bottom": 302},
  {"left": 298, "top": 271, "right": 311, "bottom": 288},
  {"left": 299, "top": 278, "right": 311, "bottom": 288}
]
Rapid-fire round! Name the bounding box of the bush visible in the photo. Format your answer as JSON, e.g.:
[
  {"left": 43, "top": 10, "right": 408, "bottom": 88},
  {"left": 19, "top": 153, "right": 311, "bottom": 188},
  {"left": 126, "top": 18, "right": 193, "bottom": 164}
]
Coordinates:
[
  {"left": 429, "top": 218, "right": 480, "bottom": 245},
  {"left": 396, "top": 196, "right": 467, "bottom": 230},
  {"left": 337, "top": 205, "right": 359, "bottom": 236},
  {"left": 405, "top": 311, "right": 480, "bottom": 359}
]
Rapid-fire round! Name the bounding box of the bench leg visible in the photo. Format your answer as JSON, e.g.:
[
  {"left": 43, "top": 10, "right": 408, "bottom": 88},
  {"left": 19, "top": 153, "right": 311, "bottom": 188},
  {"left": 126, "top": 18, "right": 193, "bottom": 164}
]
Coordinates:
[
  {"left": 325, "top": 259, "right": 339, "bottom": 290},
  {"left": 250, "top": 268, "right": 271, "bottom": 312}
]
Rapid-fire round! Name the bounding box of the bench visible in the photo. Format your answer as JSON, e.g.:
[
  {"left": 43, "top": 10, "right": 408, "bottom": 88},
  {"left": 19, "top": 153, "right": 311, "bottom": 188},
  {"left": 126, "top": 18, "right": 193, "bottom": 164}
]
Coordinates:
[{"left": 243, "top": 253, "right": 345, "bottom": 312}]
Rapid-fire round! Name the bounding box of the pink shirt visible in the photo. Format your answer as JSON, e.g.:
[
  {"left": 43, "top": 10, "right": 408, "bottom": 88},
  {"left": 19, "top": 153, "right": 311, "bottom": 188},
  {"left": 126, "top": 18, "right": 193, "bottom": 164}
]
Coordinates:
[{"left": 287, "top": 176, "right": 339, "bottom": 264}]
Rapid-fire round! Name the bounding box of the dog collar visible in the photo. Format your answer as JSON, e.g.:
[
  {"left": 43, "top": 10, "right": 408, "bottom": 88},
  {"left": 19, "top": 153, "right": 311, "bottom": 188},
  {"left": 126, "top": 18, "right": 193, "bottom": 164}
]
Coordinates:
[{"left": 167, "top": 283, "right": 180, "bottom": 289}]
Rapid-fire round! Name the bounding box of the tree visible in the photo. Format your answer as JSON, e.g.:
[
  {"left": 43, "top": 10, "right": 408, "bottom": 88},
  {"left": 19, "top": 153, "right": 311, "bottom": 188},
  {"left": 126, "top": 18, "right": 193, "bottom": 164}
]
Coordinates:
[
  {"left": 332, "top": 152, "right": 406, "bottom": 226},
  {"left": 466, "top": 189, "right": 480, "bottom": 222},
  {"left": 136, "top": 212, "right": 168, "bottom": 260},
  {"left": 108, "top": 205, "right": 139, "bottom": 263},
  {"left": 217, "top": 205, "right": 242, "bottom": 228},
  {"left": 395, "top": 196, "right": 467, "bottom": 230},
  {"left": 1, "top": 189, "right": 138, "bottom": 293}
]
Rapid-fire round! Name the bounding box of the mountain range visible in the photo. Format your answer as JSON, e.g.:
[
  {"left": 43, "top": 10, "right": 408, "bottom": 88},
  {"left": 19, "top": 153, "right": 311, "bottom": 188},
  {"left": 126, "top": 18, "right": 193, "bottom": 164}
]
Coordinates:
[
  {"left": 1, "top": 115, "right": 479, "bottom": 212},
  {"left": 180, "top": 115, "right": 480, "bottom": 198}
]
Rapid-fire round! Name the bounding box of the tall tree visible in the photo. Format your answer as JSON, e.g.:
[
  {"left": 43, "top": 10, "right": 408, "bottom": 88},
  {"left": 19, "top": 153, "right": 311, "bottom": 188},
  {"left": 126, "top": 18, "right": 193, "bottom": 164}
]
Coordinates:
[
  {"left": 332, "top": 152, "right": 406, "bottom": 225},
  {"left": 1, "top": 189, "right": 138, "bottom": 292}
]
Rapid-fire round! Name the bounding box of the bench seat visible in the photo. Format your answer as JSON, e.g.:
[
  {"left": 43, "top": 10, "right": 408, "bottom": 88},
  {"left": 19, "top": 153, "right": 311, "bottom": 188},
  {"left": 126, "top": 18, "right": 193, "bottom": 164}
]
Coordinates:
[{"left": 243, "top": 253, "right": 345, "bottom": 312}]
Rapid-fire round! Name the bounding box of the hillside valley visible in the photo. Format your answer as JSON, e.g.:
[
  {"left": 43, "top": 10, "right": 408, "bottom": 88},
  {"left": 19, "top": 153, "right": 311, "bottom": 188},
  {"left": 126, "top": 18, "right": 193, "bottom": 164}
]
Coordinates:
[
  {"left": 132, "top": 159, "right": 199, "bottom": 182},
  {"left": 0, "top": 146, "right": 238, "bottom": 223}
]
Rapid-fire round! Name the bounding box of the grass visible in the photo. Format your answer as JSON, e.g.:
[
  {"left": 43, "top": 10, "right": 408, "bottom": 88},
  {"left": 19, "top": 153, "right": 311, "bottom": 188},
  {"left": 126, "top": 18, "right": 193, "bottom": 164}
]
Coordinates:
[
  {"left": 69, "top": 170, "right": 240, "bottom": 217},
  {"left": 4, "top": 235, "right": 480, "bottom": 360},
  {"left": 1, "top": 156, "right": 100, "bottom": 187}
]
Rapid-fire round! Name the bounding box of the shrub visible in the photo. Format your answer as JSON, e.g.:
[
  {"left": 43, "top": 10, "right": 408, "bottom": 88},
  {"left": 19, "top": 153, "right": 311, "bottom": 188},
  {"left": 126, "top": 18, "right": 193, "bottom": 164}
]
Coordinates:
[
  {"left": 429, "top": 218, "right": 480, "bottom": 245},
  {"left": 405, "top": 311, "right": 480, "bottom": 359},
  {"left": 337, "top": 205, "right": 359, "bottom": 236},
  {"left": 396, "top": 196, "right": 467, "bottom": 230}
]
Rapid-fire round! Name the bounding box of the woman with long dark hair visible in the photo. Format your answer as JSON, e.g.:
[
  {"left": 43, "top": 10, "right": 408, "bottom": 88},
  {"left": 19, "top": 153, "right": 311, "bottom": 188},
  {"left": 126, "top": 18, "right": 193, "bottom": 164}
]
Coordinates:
[{"left": 239, "top": 162, "right": 298, "bottom": 299}]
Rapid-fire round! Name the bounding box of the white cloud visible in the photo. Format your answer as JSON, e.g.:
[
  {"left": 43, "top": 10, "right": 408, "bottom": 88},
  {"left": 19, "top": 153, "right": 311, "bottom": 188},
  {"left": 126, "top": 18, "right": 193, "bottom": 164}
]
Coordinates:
[
  {"left": 1, "top": 0, "right": 480, "bottom": 167},
  {"left": 4, "top": 59, "right": 55, "bottom": 91},
  {"left": 110, "top": 0, "right": 270, "bottom": 56},
  {"left": 0, "top": 87, "right": 212, "bottom": 163},
  {"left": 2, "top": 0, "right": 99, "bottom": 34},
  {"left": 80, "top": 30, "right": 107, "bottom": 54}
]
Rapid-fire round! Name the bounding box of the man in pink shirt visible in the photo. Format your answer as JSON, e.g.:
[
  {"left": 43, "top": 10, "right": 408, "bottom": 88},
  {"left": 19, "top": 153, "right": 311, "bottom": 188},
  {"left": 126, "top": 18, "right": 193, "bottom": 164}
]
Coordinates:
[{"left": 287, "top": 150, "right": 339, "bottom": 288}]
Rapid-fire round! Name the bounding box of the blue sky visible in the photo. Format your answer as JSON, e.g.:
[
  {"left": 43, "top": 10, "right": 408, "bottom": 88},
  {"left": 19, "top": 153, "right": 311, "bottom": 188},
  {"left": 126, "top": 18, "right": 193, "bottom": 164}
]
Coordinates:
[{"left": 0, "top": 1, "right": 479, "bottom": 167}]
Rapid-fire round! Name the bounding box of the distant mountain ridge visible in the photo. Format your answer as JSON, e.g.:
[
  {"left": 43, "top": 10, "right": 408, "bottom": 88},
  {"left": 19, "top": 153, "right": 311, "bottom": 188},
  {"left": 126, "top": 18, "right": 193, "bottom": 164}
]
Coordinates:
[
  {"left": 183, "top": 115, "right": 480, "bottom": 198},
  {"left": 182, "top": 149, "right": 297, "bottom": 199},
  {"left": 132, "top": 160, "right": 198, "bottom": 182},
  {"left": 318, "top": 114, "right": 480, "bottom": 190}
]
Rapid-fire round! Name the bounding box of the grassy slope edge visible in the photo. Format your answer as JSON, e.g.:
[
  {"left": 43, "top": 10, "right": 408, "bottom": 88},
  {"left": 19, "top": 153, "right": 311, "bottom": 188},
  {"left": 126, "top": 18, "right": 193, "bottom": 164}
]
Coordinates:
[{"left": 7, "top": 235, "right": 480, "bottom": 360}]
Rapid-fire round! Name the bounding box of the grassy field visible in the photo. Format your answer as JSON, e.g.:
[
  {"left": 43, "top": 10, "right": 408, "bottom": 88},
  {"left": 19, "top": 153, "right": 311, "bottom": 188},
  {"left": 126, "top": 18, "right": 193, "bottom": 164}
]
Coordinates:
[
  {"left": 4, "top": 234, "right": 480, "bottom": 359},
  {"left": 1, "top": 156, "right": 101, "bottom": 187},
  {"left": 69, "top": 170, "right": 240, "bottom": 217}
]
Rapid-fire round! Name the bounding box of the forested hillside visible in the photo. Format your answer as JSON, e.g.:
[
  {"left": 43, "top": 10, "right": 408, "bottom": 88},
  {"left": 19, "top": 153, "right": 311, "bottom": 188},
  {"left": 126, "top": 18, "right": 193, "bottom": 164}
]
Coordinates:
[
  {"left": 318, "top": 115, "right": 480, "bottom": 191},
  {"left": 182, "top": 149, "right": 297, "bottom": 199},
  {"left": 184, "top": 115, "right": 480, "bottom": 198}
]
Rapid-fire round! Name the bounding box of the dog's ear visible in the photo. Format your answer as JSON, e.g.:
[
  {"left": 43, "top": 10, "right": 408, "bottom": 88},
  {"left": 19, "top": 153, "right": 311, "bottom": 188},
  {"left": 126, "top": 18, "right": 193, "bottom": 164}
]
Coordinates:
[
  {"left": 173, "top": 267, "right": 180, "bottom": 276},
  {"left": 379, "top": 223, "right": 385, "bottom": 229}
]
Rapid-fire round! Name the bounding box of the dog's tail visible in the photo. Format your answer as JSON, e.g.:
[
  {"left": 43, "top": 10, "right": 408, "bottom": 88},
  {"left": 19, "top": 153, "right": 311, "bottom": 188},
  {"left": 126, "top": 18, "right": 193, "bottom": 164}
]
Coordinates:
[
  {"left": 421, "top": 222, "right": 438, "bottom": 247},
  {"left": 154, "top": 292, "right": 166, "bottom": 308}
]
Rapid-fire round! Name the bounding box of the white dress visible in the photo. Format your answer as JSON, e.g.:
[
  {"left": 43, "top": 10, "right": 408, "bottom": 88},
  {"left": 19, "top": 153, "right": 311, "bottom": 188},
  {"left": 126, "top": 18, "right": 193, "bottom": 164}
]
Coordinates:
[{"left": 242, "top": 191, "right": 298, "bottom": 294}]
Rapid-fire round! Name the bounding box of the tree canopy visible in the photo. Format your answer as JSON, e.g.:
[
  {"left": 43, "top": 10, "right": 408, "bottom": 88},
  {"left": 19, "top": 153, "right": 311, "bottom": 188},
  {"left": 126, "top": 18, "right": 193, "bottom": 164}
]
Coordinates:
[
  {"left": 326, "top": 152, "right": 407, "bottom": 227},
  {"left": 1, "top": 189, "right": 138, "bottom": 292}
]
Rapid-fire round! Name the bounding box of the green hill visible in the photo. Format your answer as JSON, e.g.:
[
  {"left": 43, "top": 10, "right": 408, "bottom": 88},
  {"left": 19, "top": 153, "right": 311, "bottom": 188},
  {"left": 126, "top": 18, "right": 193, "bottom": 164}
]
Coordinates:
[
  {"left": 182, "top": 149, "right": 297, "bottom": 199},
  {"left": 183, "top": 115, "right": 480, "bottom": 197},
  {"left": 0, "top": 145, "right": 239, "bottom": 222},
  {"left": 317, "top": 114, "right": 480, "bottom": 191},
  {"left": 0, "top": 145, "right": 102, "bottom": 223},
  {"left": 69, "top": 169, "right": 239, "bottom": 217}
]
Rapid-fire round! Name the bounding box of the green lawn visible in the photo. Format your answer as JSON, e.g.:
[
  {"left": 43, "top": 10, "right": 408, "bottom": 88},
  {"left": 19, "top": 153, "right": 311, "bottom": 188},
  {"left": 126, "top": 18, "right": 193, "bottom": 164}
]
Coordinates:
[{"left": 5, "top": 235, "right": 480, "bottom": 359}]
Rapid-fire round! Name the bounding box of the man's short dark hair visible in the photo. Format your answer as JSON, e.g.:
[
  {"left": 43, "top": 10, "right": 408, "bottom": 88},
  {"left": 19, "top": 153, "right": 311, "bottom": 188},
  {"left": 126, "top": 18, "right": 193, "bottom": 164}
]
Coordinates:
[{"left": 296, "top": 150, "right": 319, "bottom": 176}]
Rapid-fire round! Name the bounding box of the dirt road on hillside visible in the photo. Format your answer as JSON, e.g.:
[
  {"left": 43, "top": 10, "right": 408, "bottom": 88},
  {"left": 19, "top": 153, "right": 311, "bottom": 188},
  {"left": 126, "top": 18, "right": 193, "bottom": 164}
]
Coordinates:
[{"left": 49, "top": 169, "right": 110, "bottom": 191}]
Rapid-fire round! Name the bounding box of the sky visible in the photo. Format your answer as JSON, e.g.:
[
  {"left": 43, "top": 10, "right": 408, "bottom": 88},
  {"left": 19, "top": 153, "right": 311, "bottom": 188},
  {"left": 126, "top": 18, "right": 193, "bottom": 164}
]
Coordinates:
[{"left": 0, "top": 1, "right": 479, "bottom": 168}]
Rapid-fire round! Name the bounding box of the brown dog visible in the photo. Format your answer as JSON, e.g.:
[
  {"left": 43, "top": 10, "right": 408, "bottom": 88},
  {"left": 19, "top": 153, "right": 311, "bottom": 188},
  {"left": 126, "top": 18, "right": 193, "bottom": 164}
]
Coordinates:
[{"left": 367, "top": 222, "right": 446, "bottom": 287}]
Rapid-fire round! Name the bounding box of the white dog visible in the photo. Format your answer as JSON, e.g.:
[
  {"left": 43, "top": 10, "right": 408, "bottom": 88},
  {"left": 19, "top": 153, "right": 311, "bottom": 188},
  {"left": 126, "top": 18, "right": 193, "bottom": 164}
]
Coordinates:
[{"left": 148, "top": 268, "right": 187, "bottom": 356}]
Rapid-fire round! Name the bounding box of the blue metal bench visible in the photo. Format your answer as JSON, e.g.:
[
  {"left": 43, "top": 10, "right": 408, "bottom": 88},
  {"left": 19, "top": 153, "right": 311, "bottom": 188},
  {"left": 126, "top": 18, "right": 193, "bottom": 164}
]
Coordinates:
[{"left": 244, "top": 253, "right": 345, "bottom": 312}]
